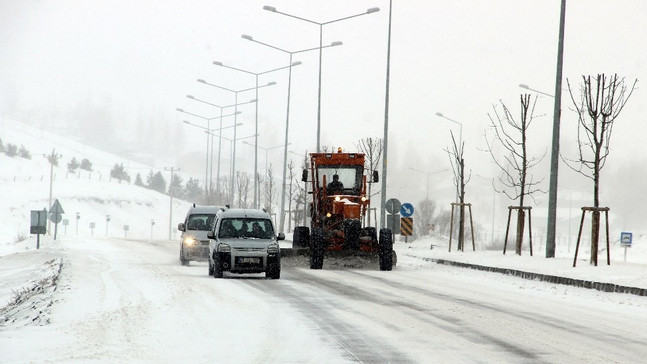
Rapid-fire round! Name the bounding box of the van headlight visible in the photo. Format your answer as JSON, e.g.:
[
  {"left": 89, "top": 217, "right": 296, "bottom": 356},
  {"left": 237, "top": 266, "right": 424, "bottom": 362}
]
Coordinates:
[
  {"left": 183, "top": 237, "right": 197, "bottom": 245},
  {"left": 267, "top": 243, "right": 279, "bottom": 254},
  {"left": 217, "top": 243, "right": 231, "bottom": 253}
]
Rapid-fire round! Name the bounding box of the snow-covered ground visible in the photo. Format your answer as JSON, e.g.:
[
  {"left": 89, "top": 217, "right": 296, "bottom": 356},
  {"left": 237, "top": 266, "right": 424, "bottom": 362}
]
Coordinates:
[{"left": 3, "top": 118, "right": 647, "bottom": 362}]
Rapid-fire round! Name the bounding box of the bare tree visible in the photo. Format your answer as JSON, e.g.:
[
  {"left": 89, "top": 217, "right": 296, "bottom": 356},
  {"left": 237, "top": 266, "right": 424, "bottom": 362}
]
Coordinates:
[
  {"left": 355, "top": 137, "right": 383, "bottom": 226},
  {"left": 264, "top": 165, "right": 277, "bottom": 215},
  {"left": 485, "top": 94, "right": 545, "bottom": 255},
  {"left": 286, "top": 160, "right": 296, "bottom": 232},
  {"left": 236, "top": 171, "right": 251, "bottom": 208},
  {"left": 565, "top": 73, "right": 637, "bottom": 263},
  {"left": 414, "top": 198, "right": 437, "bottom": 237},
  {"left": 445, "top": 131, "right": 471, "bottom": 250}
]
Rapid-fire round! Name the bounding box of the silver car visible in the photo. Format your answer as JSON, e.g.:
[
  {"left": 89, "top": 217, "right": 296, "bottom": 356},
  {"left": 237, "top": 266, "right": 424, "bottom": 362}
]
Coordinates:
[
  {"left": 207, "top": 208, "right": 284, "bottom": 279},
  {"left": 177, "top": 205, "right": 222, "bottom": 265}
]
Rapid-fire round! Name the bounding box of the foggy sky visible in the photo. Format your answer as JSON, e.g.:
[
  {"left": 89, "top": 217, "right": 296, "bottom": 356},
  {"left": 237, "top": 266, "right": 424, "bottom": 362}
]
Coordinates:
[{"left": 2, "top": 0, "right": 647, "bottom": 232}]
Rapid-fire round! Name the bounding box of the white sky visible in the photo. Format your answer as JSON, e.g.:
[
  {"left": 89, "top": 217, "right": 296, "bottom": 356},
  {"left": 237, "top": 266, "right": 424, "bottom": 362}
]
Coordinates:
[{"left": 2, "top": 0, "right": 647, "bottom": 231}]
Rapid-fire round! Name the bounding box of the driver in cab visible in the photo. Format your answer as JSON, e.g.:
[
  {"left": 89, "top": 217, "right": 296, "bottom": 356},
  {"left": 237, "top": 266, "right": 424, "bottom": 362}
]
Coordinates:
[{"left": 327, "top": 174, "right": 344, "bottom": 195}]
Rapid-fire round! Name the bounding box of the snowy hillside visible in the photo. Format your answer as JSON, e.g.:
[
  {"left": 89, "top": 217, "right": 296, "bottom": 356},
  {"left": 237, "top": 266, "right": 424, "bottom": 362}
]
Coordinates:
[{"left": 0, "top": 118, "right": 193, "bottom": 247}]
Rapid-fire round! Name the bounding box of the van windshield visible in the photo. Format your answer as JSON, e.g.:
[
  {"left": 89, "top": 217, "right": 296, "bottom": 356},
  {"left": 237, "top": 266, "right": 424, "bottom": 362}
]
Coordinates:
[
  {"left": 187, "top": 214, "right": 216, "bottom": 231},
  {"left": 218, "top": 218, "right": 274, "bottom": 239}
]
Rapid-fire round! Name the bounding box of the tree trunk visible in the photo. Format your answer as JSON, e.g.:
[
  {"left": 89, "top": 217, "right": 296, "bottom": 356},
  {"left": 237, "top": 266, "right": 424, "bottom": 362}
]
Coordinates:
[
  {"left": 515, "top": 209, "right": 525, "bottom": 255},
  {"left": 458, "top": 158, "right": 466, "bottom": 251}
]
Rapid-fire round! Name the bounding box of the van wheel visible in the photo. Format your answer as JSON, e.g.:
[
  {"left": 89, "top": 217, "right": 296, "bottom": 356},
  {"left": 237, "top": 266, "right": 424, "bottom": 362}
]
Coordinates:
[
  {"left": 208, "top": 258, "right": 214, "bottom": 276},
  {"left": 213, "top": 255, "right": 223, "bottom": 278},
  {"left": 180, "top": 248, "right": 189, "bottom": 266}
]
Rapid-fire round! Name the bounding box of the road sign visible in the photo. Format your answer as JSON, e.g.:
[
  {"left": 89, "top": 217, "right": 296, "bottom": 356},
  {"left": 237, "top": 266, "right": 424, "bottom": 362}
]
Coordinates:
[
  {"left": 385, "top": 198, "right": 401, "bottom": 214},
  {"left": 30, "top": 209, "right": 47, "bottom": 234},
  {"left": 621, "top": 232, "right": 632, "bottom": 247},
  {"left": 400, "top": 203, "right": 414, "bottom": 217},
  {"left": 401, "top": 217, "right": 413, "bottom": 236},
  {"left": 50, "top": 199, "right": 65, "bottom": 214},
  {"left": 386, "top": 213, "right": 400, "bottom": 233},
  {"left": 49, "top": 213, "right": 62, "bottom": 224}
]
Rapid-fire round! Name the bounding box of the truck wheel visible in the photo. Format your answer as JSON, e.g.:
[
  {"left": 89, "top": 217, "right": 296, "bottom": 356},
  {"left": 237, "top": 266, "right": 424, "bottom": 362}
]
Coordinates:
[
  {"left": 364, "top": 227, "right": 378, "bottom": 242},
  {"left": 180, "top": 247, "right": 189, "bottom": 266},
  {"left": 213, "top": 254, "right": 223, "bottom": 278},
  {"left": 293, "top": 226, "right": 310, "bottom": 248},
  {"left": 344, "top": 220, "right": 361, "bottom": 250},
  {"left": 379, "top": 228, "right": 393, "bottom": 271},
  {"left": 310, "top": 227, "right": 325, "bottom": 269}
]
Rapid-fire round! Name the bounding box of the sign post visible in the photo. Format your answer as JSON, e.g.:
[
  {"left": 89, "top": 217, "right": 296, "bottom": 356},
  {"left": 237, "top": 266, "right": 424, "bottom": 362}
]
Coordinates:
[
  {"left": 49, "top": 199, "right": 65, "bottom": 240},
  {"left": 620, "top": 232, "right": 632, "bottom": 262},
  {"left": 30, "top": 208, "right": 47, "bottom": 249},
  {"left": 385, "top": 198, "right": 401, "bottom": 240}
]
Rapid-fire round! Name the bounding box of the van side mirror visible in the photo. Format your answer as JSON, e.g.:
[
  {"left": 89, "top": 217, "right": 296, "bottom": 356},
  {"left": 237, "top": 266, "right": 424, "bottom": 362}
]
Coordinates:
[
  {"left": 301, "top": 169, "right": 308, "bottom": 182},
  {"left": 207, "top": 230, "right": 215, "bottom": 239},
  {"left": 277, "top": 232, "right": 285, "bottom": 241},
  {"left": 178, "top": 223, "right": 186, "bottom": 232},
  {"left": 372, "top": 170, "right": 379, "bottom": 183}
]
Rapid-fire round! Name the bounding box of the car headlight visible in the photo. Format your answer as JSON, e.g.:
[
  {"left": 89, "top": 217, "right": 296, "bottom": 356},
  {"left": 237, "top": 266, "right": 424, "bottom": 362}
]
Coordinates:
[
  {"left": 183, "top": 237, "right": 197, "bottom": 245},
  {"left": 267, "top": 243, "right": 279, "bottom": 254},
  {"left": 217, "top": 243, "right": 231, "bottom": 253}
]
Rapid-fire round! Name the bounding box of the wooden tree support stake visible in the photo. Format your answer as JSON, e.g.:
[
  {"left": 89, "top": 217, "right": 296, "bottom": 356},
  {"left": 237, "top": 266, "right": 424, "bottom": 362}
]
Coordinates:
[
  {"left": 573, "top": 207, "right": 610, "bottom": 267},
  {"left": 448, "top": 202, "right": 476, "bottom": 252},
  {"left": 503, "top": 206, "right": 533, "bottom": 256}
]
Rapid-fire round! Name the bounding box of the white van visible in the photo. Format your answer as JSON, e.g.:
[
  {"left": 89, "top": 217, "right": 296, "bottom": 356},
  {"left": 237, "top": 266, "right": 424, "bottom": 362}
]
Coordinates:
[
  {"left": 207, "top": 208, "right": 284, "bottom": 279},
  {"left": 177, "top": 204, "right": 222, "bottom": 265}
]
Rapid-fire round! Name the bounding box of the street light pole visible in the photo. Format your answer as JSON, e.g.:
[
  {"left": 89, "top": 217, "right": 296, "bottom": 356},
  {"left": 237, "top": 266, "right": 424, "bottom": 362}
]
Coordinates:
[
  {"left": 263, "top": 5, "right": 379, "bottom": 153},
  {"left": 197, "top": 79, "right": 275, "bottom": 204},
  {"left": 380, "top": 0, "right": 392, "bottom": 231},
  {"left": 213, "top": 61, "right": 300, "bottom": 209},
  {"left": 176, "top": 107, "right": 243, "bottom": 195},
  {"left": 242, "top": 34, "right": 340, "bottom": 232},
  {"left": 185, "top": 95, "right": 257, "bottom": 197},
  {"left": 546, "top": 0, "right": 567, "bottom": 258}
]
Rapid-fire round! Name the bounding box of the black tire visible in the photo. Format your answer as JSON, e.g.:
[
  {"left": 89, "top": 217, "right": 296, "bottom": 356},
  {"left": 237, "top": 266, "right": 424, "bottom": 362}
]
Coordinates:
[
  {"left": 213, "top": 254, "right": 223, "bottom": 278},
  {"left": 208, "top": 257, "right": 214, "bottom": 276},
  {"left": 364, "top": 227, "right": 378, "bottom": 243},
  {"left": 180, "top": 247, "right": 189, "bottom": 266},
  {"left": 379, "top": 228, "right": 393, "bottom": 271},
  {"left": 309, "top": 227, "right": 325, "bottom": 269},
  {"left": 293, "top": 226, "right": 310, "bottom": 248},
  {"left": 344, "top": 220, "right": 361, "bottom": 250},
  {"left": 266, "top": 262, "right": 281, "bottom": 279}
]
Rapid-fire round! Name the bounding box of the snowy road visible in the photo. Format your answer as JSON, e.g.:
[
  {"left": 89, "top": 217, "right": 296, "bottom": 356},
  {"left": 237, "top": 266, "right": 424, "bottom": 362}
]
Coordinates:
[{"left": 2, "top": 236, "right": 647, "bottom": 363}]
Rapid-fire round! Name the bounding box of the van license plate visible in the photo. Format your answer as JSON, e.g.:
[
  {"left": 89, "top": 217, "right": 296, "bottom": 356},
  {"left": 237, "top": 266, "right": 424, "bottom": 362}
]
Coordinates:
[{"left": 237, "top": 257, "right": 260, "bottom": 264}]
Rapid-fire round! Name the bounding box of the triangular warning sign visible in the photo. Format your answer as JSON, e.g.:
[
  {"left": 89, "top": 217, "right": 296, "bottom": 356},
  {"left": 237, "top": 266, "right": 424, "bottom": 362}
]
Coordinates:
[{"left": 50, "top": 199, "right": 65, "bottom": 214}]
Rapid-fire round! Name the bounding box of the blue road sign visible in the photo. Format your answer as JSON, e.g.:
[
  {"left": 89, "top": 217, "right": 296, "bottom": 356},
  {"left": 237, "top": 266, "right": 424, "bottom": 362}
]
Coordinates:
[{"left": 400, "top": 202, "right": 414, "bottom": 217}]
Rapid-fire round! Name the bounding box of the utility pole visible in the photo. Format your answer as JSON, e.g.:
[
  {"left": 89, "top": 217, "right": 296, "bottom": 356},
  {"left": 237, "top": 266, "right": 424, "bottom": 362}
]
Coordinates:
[
  {"left": 165, "top": 167, "right": 179, "bottom": 240},
  {"left": 546, "top": 0, "right": 566, "bottom": 258},
  {"left": 44, "top": 149, "right": 61, "bottom": 234}
]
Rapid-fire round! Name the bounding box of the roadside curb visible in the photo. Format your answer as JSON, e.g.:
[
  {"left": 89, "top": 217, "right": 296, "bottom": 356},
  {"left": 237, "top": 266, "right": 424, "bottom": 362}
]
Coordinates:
[{"left": 411, "top": 255, "right": 647, "bottom": 297}]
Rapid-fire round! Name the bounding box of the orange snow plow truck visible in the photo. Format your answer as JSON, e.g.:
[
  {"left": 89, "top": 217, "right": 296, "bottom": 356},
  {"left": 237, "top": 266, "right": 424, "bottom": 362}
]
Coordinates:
[{"left": 291, "top": 148, "right": 395, "bottom": 270}]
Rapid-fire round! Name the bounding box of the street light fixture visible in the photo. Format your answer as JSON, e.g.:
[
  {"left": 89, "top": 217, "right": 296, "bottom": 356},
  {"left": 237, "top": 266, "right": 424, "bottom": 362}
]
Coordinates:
[
  {"left": 519, "top": 84, "right": 555, "bottom": 98},
  {"left": 263, "top": 5, "right": 380, "bottom": 153},
  {"left": 242, "top": 33, "right": 341, "bottom": 233},
  {"left": 435, "top": 112, "right": 463, "bottom": 146},
  {"left": 213, "top": 60, "right": 301, "bottom": 209},
  {"left": 197, "top": 79, "right": 276, "bottom": 204}
]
